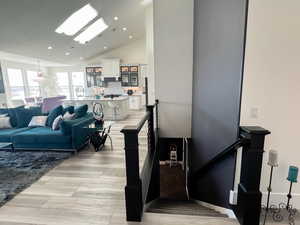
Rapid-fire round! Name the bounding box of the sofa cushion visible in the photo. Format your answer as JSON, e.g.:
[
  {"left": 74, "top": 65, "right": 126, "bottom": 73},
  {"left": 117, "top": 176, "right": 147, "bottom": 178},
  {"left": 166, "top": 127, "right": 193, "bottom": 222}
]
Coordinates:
[
  {"left": 60, "top": 115, "right": 91, "bottom": 136},
  {"left": 0, "top": 127, "right": 31, "bottom": 142},
  {"left": 15, "top": 107, "right": 42, "bottom": 128},
  {"left": 60, "top": 119, "right": 79, "bottom": 136},
  {"left": 63, "top": 112, "right": 75, "bottom": 120},
  {"left": 0, "top": 106, "right": 25, "bottom": 127},
  {"left": 46, "top": 105, "right": 63, "bottom": 127},
  {"left": 12, "top": 127, "right": 71, "bottom": 145},
  {"left": 74, "top": 104, "right": 88, "bottom": 119},
  {"left": 63, "top": 106, "right": 74, "bottom": 115},
  {"left": 28, "top": 106, "right": 42, "bottom": 116}
]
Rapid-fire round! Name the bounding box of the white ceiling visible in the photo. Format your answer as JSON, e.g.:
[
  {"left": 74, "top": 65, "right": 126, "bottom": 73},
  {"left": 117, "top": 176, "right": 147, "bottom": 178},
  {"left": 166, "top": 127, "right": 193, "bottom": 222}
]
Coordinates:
[{"left": 0, "top": 0, "right": 147, "bottom": 66}]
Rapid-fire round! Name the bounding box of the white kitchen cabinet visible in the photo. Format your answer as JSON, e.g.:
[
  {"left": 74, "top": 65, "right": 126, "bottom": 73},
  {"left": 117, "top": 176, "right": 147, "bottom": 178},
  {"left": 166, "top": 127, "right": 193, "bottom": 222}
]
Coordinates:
[{"left": 102, "top": 59, "right": 120, "bottom": 77}]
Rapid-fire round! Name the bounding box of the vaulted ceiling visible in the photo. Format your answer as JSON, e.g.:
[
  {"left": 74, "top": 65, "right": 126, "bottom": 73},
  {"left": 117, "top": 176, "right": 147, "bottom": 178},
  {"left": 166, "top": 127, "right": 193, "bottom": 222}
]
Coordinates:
[{"left": 0, "top": 0, "right": 147, "bottom": 65}]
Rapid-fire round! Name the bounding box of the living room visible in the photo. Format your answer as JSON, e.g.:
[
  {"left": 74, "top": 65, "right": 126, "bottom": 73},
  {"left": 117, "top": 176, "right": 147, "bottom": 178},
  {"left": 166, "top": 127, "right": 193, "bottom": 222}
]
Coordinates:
[
  {"left": 0, "top": 0, "right": 152, "bottom": 223},
  {"left": 1, "top": 0, "right": 300, "bottom": 225}
]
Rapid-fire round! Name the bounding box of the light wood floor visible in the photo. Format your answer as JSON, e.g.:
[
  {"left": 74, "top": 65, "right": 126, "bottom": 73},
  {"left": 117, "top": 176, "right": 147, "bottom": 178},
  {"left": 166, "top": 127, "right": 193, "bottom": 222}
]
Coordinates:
[{"left": 0, "top": 110, "right": 240, "bottom": 225}]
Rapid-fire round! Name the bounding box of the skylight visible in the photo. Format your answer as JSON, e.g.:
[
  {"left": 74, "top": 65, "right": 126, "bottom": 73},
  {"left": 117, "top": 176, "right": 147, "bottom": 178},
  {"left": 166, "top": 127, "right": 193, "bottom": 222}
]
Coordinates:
[
  {"left": 55, "top": 4, "right": 98, "bottom": 36},
  {"left": 74, "top": 18, "right": 108, "bottom": 44}
]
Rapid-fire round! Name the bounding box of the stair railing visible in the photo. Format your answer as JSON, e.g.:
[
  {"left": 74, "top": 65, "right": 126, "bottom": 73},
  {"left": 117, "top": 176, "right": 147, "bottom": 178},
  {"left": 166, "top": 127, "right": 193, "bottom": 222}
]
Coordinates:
[
  {"left": 183, "top": 138, "right": 190, "bottom": 200},
  {"left": 121, "top": 100, "right": 159, "bottom": 221},
  {"left": 192, "top": 126, "right": 270, "bottom": 225}
]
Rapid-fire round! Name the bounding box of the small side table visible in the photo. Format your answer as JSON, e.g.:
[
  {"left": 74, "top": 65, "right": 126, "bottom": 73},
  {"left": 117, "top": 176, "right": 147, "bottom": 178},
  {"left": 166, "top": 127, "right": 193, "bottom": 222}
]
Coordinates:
[
  {"left": 0, "top": 142, "right": 14, "bottom": 152},
  {"left": 81, "top": 121, "right": 114, "bottom": 151}
]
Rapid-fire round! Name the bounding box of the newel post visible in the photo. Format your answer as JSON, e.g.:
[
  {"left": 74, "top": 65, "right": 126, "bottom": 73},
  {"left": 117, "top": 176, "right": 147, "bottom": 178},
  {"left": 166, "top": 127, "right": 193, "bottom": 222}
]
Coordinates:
[
  {"left": 236, "top": 126, "right": 271, "bottom": 225},
  {"left": 121, "top": 127, "right": 142, "bottom": 222}
]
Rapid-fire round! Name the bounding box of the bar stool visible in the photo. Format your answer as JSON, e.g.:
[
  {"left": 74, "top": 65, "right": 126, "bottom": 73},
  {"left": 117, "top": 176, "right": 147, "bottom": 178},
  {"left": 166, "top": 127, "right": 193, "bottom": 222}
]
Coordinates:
[{"left": 108, "top": 101, "right": 119, "bottom": 121}]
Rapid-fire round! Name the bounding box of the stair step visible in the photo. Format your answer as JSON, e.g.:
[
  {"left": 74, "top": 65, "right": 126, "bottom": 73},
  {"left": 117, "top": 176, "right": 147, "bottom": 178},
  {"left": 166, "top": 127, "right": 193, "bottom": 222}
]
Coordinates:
[{"left": 147, "top": 199, "right": 227, "bottom": 217}]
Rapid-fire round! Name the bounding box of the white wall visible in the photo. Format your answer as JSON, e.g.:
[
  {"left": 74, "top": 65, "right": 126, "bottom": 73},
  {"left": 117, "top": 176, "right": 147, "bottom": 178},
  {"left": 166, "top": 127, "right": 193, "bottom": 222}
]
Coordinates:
[
  {"left": 145, "top": 4, "right": 155, "bottom": 104},
  {"left": 87, "top": 38, "right": 146, "bottom": 65},
  {"left": 241, "top": 0, "right": 300, "bottom": 207},
  {"left": 153, "top": 0, "right": 194, "bottom": 138}
]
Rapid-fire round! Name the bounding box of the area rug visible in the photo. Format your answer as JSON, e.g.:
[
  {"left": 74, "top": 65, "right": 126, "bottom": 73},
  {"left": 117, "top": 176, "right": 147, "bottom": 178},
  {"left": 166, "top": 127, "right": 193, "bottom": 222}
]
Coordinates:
[{"left": 0, "top": 150, "right": 72, "bottom": 207}]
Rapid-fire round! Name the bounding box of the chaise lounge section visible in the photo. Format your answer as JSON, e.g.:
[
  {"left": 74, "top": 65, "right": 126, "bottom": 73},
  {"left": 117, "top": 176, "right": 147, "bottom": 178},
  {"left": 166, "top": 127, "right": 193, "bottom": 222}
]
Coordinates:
[{"left": 0, "top": 105, "right": 95, "bottom": 152}]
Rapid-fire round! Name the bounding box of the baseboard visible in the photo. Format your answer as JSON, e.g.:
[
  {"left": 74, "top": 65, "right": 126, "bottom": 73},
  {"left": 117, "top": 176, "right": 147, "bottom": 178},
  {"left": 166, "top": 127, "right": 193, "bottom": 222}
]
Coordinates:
[
  {"left": 193, "top": 199, "right": 237, "bottom": 219},
  {"left": 261, "top": 192, "right": 300, "bottom": 209}
]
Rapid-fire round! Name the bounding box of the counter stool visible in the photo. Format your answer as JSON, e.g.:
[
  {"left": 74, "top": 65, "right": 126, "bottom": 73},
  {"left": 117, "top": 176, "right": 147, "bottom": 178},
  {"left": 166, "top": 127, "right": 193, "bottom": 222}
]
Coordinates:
[{"left": 108, "top": 101, "right": 119, "bottom": 121}]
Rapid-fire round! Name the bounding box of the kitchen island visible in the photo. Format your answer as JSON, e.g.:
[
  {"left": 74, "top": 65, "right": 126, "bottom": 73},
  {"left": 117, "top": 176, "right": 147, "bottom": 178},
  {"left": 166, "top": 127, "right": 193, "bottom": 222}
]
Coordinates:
[{"left": 63, "top": 96, "right": 129, "bottom": 121}]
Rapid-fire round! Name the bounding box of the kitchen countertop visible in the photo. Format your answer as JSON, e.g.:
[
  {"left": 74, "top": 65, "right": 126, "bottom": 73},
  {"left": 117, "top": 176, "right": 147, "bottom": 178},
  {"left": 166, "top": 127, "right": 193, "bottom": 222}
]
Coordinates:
[{"left": 64, "top": 96, "right": 129, "bottom": 101}]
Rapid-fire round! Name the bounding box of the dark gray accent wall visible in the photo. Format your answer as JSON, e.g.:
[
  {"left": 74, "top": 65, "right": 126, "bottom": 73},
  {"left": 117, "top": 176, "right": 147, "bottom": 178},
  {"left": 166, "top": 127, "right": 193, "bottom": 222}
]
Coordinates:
[{"left": 191, "top": 0, "right": 248, "bottom": 207}]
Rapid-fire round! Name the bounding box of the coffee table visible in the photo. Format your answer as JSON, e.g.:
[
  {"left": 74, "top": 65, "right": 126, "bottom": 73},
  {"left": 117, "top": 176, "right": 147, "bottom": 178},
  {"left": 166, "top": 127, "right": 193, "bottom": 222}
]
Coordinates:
[{"left": 0, "top": 142, "right": 14, "bottom": 152}]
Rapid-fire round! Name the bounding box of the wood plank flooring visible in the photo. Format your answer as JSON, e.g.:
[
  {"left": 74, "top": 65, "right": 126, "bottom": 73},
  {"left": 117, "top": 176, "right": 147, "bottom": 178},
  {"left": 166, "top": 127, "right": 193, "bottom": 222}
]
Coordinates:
[{"left": 0, "top": 110, "right": 240, "bottom": 225}]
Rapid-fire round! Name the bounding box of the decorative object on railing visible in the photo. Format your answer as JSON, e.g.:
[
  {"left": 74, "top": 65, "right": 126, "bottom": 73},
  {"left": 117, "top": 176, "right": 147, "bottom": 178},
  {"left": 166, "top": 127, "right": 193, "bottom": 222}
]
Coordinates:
[
  {"left": 92, "top": 102, "right": 104, "bottom": 128},
  {"left": 262, "top": 165, "right": 298, "bottom": 225},
  {"left": 262, "top": 150, "right": 279, "bottom": 225}
]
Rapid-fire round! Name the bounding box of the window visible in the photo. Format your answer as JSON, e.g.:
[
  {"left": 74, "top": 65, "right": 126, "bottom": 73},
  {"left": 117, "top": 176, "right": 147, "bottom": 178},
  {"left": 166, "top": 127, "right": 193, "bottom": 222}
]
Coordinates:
[
  {"left": 71, "top": 72, "right": 85, "bottom": 97},
  {"left": 56, "top": 72, "right": 70, "bottom": 98},
  {"left": 26, "top": 71, "right": 41, "bottom": 97},
  {"left": 7, "top": 68, "right": 25, "bottom": 100}
]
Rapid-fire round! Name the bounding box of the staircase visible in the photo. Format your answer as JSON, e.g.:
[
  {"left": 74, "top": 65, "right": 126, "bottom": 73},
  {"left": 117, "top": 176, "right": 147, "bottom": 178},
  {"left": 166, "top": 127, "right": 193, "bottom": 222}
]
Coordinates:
[
  {"left": 147, "top": 198, "right": 227, "bottom": 218},
  {"left": 146, "top": 163, "right": 227, "bottom": 218}
]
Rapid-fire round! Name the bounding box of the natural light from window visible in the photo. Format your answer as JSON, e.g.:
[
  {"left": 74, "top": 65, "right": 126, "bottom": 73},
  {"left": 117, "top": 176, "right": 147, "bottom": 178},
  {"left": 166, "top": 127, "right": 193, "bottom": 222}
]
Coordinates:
[
  {"left": 27, "top": 71, "right": 41, "bottom": 97},
  {"left": 72, "top": 72, "right": 85, "bottom": 97},
  {"left": 7, "top": 68, "right": 25, "bottom": 100},
  {"left": 74, "top": 18, "right": 108, "bottom": 44},
  {"left": 55, "top": 4, "right": 98, "bottom": 36},
  {"left": 56, "top": 72, "right": 70, "bottom": 98}
]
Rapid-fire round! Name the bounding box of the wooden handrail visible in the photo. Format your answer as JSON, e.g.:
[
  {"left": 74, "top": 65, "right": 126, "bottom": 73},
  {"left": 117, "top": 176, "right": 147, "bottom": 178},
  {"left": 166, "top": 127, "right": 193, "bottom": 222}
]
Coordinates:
[
  {"left": 121, "top": 100, "right": 160, "bottom": 222},
  {"left": 193, "top": 138, "right": 248, "bottom": 179},
  {"left": 191, "top": 126, "right": 270, "bottom": 225},
  {"left": 121, "top": 112, "right": 150, "bottom": 134}
]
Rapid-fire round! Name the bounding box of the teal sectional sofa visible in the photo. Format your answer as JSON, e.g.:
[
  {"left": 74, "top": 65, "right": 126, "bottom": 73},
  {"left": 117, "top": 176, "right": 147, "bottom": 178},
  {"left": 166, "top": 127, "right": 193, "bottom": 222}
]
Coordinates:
[{"left": 0, "top": 106, "right": 95, "bottom": 152}]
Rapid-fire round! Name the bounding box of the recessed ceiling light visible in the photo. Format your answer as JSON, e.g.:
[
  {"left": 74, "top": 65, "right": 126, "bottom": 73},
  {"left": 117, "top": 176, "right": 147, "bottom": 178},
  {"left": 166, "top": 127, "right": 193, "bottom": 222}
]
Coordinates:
[
  {"left": 129, "top": 35, "right": 133, "bottom": 39},
  {"left": 104, "top": 46, "right": 107, "bottom": 50},
  {"left": 80, "top": 57, "right": 84, "bottom": 60},
  {"left": 65, "top": 52, "right": 70, "bottom": 56},
  {"left": 48, "top": 46, "right": 53, "bottom": 50},
  {"left": 74, "top": 18, "right": 109, "bottom": 44},
  {"left": 114, "top": 16, "right": 119, "bottom": 21},
  {"left": 55, "top": 4, "right": 98, "bottom": 36},
  {"left": 122, "top": 27, "right": 127, "bottom": 31}
]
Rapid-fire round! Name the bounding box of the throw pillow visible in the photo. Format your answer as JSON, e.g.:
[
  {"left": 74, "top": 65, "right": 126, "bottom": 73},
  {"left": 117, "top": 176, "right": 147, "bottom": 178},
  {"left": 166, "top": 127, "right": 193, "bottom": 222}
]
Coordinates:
[
  {"left": 0, "top": 113, "right": 8, "bottom": 118},
  {"left": 74, "top": 104, "right": 88, "bottom": 119},
  {"left": 0, "top": 117, "right": 12, "bottom": 129},
  {"left": 63, "top": 106, "right": 74, "bottom": 115},
  {"left": 28, "top": 106, "right": 42, "bottom": 115},
  {"left": 52, "top": 115, "right": 63, "bottom": 130},
  {"left": 46, "top": 105, "right": 63, "bottom": 127},
  {"left": 15, "top": 107, "right": 41, "bottom": 128},
  {"left": 1, "top": 105, "right": 25, "bottom": 127},
  {"left": 28, "top": 116, "right": 48, "bottom": 127},
  {"left": 63, "top": 111, "right": 75, "bottom": 120}
]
